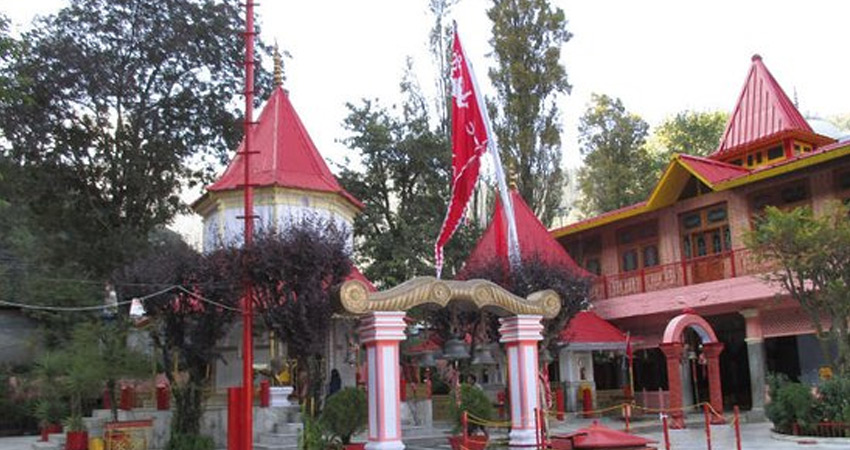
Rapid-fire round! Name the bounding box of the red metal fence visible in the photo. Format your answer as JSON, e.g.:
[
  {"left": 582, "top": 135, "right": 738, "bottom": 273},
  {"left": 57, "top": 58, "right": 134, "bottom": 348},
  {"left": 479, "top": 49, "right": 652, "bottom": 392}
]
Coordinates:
[
  {"left": 793, "top": 422, "right": 850, "bottom": 438},
  {"left": 589, "top": 248, "right": 775, "bottom": 300}
]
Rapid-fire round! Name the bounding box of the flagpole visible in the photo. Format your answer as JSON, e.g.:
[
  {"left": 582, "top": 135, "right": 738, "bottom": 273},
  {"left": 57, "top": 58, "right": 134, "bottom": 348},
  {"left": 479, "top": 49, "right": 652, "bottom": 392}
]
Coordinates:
[
  {"left": 626, "top": 332, "right": 634, "bottom": 399},
  {"left": 454, "top": 24, "right": 521, "bottom": 271}
]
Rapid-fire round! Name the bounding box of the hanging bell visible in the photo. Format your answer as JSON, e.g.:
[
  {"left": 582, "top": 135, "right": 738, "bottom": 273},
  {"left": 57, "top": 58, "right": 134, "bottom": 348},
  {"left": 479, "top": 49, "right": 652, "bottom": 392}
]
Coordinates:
[
  {"left": 470, "top": 346, "right": 497, "bottom": 366},
  {"left": 442, "top": 336, "right": 471, "bottom": 360},
  {"left": 419, "top": 351, "right": 437, "bottom": 367}
]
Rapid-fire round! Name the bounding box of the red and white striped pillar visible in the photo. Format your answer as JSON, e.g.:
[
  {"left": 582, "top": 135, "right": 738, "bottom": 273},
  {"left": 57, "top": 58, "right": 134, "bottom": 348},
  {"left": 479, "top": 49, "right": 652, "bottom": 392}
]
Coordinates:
[
  {"left": 359, "top": 312, "right": 407, "bottom": 450},
  {"left": 499, "top": 314, "right": 544, "bottom": 449}
]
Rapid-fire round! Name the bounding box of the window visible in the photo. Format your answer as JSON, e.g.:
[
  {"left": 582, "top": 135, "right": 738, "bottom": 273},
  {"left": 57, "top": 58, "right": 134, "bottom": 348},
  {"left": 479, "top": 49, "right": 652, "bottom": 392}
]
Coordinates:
[
  {"left": 622, "top": 250, "right": 638, "bottom": 272},
  {"left": 793, "top": 142, "right": 813, "bottom": 156},
  {"left": 679, "top": 203, "right": 731, "bottom": 260},
  {"left": 730, "top": 159, "right": 743, "bottom": 167},
  {"left": 585, "top": 258, "right": 601, "bottom": 276},
  {"left": 565, "top": 235, "right": 602, "bottom": 275},
  {"left": 835, "top": 168, "right": 850, "bottom": 208},
  {"left": 750, "top": 179, "right": 811, "bottom": 215},
  {"left": 767, "top": 146, "right": 784, "bottom": 160},
  {"left": 643, "top": 245, "right": 659, "bottom": 267},
  {"left": 616, "top": 220, "right": 659, "bottom": 272}
]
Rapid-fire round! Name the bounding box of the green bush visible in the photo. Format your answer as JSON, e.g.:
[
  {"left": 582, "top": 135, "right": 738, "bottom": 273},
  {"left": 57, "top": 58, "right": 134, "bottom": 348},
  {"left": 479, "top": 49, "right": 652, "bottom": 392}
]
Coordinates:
[
  {"left": 165, "top": 433, "right": 214, "bottom": 450},
  {"left": 765, "top": 375, "right": 814, "bottom": 434},
  {"left": 298, "top": 409, "right": 329, "bottom": 450},
  {"left": 449, "top": 384, "right": 495, "bottom": 435},
  {"left": 815, "top": 375, "right": 850, "bottom": 423},
  {"left": 320, "top": 387, "right": 367, "bottom": 445}
]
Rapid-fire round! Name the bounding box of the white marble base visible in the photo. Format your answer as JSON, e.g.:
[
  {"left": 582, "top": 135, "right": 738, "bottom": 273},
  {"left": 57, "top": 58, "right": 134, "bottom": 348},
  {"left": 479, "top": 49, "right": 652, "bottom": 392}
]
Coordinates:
[
  {"left": 270, "top": 386, "right": 293, "bottom": 407},
  {"left": 509, "top": 428, "right": 538, "bottom": 449},
  {"left": 365, "top": 440, "right": 404, "bottom": 450}
]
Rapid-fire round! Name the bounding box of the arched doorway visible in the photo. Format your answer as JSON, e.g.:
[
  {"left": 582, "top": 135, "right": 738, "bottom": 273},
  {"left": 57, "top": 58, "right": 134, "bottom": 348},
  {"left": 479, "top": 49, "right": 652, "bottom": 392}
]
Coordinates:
[
  {"left": 659, "top": 312, "right": 725, "bottom": 428},
  {"left": 339, "top": 276, "right": 561, "bottom": 450}
]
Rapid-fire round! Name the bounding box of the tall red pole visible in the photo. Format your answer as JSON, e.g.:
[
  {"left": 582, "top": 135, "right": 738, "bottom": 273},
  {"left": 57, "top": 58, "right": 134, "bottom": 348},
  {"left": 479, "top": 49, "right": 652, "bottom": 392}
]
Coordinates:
[{"left": 241, "top": 1, "right": 256, "bottom": 450}]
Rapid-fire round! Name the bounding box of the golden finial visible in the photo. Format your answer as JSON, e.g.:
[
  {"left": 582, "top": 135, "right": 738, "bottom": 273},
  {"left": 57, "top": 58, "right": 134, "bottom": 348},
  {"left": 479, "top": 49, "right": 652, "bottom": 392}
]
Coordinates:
[{"left": 273, "top": 42, "right": 283, "bottom": 87}]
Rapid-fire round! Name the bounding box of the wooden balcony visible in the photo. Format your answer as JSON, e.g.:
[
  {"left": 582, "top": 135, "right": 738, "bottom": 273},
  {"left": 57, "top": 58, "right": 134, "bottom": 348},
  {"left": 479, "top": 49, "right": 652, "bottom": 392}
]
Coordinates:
[{"left": 589, "top": 248, "right": 775, "bottom": 300}]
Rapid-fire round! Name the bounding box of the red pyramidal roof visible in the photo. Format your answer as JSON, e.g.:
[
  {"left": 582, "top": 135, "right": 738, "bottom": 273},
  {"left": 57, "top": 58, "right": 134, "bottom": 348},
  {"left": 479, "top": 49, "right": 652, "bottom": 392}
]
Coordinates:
[
  {"left": 458, "top": 190, "right": 590, "bottom": 279},
  {"left": 553, "top": 421, "right": 656, "bottom": 448},
  {"left": 559, "top": 311, "right": 627, "bottom": 344},
  {"left": 207, "top": 87, "right": 363, "bottom": 209},
  {"left": 711, "top": 55, "right": 830, "bottom": 160}
]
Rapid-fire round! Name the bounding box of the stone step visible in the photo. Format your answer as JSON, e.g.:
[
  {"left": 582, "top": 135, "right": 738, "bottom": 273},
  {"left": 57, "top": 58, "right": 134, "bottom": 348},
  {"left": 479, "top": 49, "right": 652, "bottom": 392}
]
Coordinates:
[
  {"left": 258, "top": 430, "right": 301, "bottom": 446},
  {"left": 253, "top": 442, "right": 299, "bottom": 450}
]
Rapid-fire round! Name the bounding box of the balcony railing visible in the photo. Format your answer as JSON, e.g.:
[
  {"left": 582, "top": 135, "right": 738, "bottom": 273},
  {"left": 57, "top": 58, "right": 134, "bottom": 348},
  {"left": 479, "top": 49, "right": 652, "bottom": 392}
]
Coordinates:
[{"left": 589, "top": 247, "right": 775, "bottom": 301}]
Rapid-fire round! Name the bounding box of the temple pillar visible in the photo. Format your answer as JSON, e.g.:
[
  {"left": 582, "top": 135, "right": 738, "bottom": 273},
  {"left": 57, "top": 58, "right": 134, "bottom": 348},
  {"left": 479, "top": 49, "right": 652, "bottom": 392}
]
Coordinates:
[
  {"left": 500, "top": 315, "right": 544, "bottom": 449},
  {"left": 359, "top": 312, "right": 407, "bottom": 450},
  {"left": 702, "top": 342, "right": 725, "bottom": 424},
  {"left": 741, "top": 308, "right": 766, "bottom": 418},
  {"left": 659, "top": 342, "right": 685, "bottom": 428}
]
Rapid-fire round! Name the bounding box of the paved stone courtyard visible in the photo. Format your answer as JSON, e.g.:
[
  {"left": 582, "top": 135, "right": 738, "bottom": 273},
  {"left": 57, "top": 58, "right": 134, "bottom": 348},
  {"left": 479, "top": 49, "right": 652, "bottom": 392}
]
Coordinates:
[{"left": 4, "top": 419, "right": 849, "bottom": 450}]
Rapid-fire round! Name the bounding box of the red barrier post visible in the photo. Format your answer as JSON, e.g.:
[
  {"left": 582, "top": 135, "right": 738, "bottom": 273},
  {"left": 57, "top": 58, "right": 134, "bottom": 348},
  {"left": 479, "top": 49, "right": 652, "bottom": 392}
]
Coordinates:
[
  {"left": 734, "top": 406, "right": 742, "bottom": 450},
  {"left": 582, "top": 387, "right": 593, "bottom": 418},
  {"left": 119, "top": 385, "right": 134, "bottom": 411},
  {"left": 662, "top": 414, "right": 671, "bottom": 450},
  {"left": 555, "top": 387, "right": 565, "bottom": 420},
  {"left": 156, "top": 385, "right": 170, "bottom": 410},
  {"left": 103, "top": 386, "right": 112, "bottom": 411},
  {"left": 703, "top": 404, "right": 712, "bottom": 450},
  {"left": 400, "top": 377, "right": 407, "bottom": 402},
  {"left": 462, "top": 410, "right": 468, "bottom": 444},
  {"left": 624, "top": 403, "right": 631, "bottom": 432},
  {"left": 227, "top": 387, "right": 241, "bottom": 450},
  {"left": 259, "top": 380, "right": 270, "bottom": 408}
]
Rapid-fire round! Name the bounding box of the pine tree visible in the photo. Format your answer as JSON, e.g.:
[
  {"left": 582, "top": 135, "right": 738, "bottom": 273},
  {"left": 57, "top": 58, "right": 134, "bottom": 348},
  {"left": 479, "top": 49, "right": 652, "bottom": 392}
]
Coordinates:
[{"left": 487, "top": 0, "right": 572, "bottom": 226}]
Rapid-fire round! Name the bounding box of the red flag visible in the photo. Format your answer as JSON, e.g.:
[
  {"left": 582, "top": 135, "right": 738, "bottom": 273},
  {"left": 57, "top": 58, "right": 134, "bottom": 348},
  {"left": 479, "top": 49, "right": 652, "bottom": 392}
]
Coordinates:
[{"left": 435, "top": 28, "right": 489, "bottom": 277}]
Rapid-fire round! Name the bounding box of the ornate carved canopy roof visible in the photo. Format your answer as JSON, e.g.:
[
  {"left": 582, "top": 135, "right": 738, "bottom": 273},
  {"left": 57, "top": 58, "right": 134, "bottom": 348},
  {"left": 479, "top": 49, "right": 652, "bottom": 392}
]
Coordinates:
[{"left": 338, "top": 276, "right": 560, "bottom": 318}]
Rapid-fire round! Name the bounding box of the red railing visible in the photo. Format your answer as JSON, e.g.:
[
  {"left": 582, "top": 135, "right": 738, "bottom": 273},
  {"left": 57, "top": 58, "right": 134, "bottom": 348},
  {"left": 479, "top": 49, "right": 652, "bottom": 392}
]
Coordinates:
[
  {"left": 590, "top": 247, "right": 775, "bottom": 300},
  {"left": 793, "top": 421, "right": 850, "bottom": 438}
]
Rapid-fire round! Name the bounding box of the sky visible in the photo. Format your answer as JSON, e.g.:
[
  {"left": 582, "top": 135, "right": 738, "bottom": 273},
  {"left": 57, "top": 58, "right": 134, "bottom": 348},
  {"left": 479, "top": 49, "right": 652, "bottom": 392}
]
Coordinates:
[{"left": 4, "top": 0, "right": 850, "bottom": 243}]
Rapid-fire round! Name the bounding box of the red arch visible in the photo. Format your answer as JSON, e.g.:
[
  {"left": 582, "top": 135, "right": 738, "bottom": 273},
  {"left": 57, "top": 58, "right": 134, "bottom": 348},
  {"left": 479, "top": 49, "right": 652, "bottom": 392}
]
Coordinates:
[{"left": 662, "top": 313, "right": 719, "bottom": 344}]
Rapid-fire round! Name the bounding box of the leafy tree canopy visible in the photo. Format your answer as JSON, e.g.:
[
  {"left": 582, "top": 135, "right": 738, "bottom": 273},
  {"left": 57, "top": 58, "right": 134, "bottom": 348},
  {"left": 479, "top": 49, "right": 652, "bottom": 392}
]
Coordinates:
[
  {"left": 648, "top": 110, "right": 728, "bottom": 168},
  {"left": 487, "top": 0, "right": 571, "bottom": 226},
  {"left": 746, "top": 203, "right": 850, "bottom": 375},
  {"left": 576, "top": 94, "right": 653, "bottom": 215},
  {"left": 0, "top": 0, "right": 271, "bottom": 278}
]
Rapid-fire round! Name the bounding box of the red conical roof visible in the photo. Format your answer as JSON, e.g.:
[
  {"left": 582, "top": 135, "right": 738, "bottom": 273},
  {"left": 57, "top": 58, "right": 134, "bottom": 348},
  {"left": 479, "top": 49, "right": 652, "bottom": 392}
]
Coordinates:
[
  {"left": 458, "top": 190, "right": 590, "bottom": 279},
  {"left": 711, "top": 55, "right": 832, "bottom": 160},
  {"left": 207, "top": 87, "right": 363, "bottom": 209}
]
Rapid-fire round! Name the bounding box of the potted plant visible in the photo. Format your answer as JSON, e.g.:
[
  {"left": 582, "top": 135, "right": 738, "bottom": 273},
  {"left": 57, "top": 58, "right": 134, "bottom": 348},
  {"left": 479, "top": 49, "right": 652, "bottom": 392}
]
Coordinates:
[
  {"left": 32, "top": 352, "right": 67, "bottom": 441},
  {"left": 63, "top": 415, "right": 89, "bottom": 450},
  {"left": 33, "top": 398, "right": 65, "bottom": 441},
  {"left": 448, "top": 384, "right": 495, "bottom": 450},
  {"left": 320, "top": 387, "right": 368, "bottom": 450}
]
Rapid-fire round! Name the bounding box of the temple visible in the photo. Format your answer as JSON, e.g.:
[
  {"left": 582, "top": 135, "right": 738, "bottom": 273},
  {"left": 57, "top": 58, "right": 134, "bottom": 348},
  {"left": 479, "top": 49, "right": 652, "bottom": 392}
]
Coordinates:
[
  {"left": 192, "top": 51, "right": 374, "bottom": 391},
  {"left": 550, "top": 54, "right": 850, "bottom": 420}
]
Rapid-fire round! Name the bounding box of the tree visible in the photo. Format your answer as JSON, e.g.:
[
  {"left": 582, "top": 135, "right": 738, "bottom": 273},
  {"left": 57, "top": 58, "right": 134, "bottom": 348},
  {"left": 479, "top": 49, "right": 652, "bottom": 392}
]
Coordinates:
[
  {"left": 746, "top": 204, "right": 850, "bottom": 375},
  {"left": 576, "top": 94, "right": 653, "bottom": 215},
  {"left": 648, "top": 110, "right": 728, "bottom": 170},
  {"left": 116, "top": 239, "right": 241, "bottom": 438},
  {"left": 0, "top": 0, "right": 270, "bottom": 278},
  {"left": 487, "top": 0, "right": 572, "bottom": 226},
  {"left": 245, "top": 220, "right": 352, "bottom": 411},
  {"left": 455, "top": 256, "right": 589, "bottom": 357}
]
